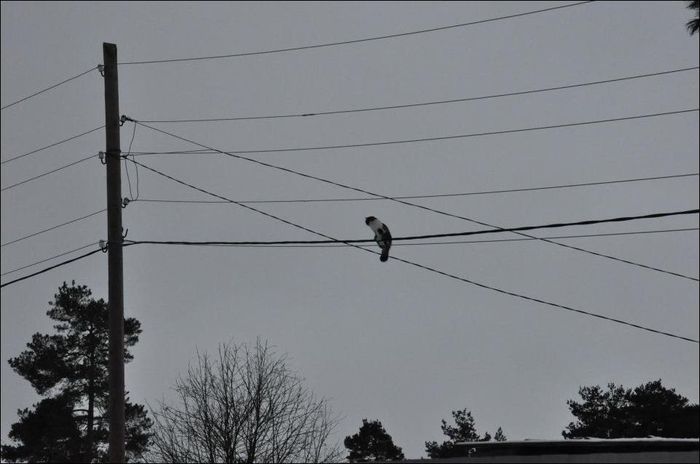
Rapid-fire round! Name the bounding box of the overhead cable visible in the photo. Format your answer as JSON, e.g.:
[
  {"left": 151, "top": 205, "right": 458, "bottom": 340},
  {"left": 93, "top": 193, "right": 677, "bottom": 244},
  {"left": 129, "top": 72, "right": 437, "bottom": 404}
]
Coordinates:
[
  {"left": 122, "top": 228, "right": 699, "bottom": 248},
  {"left": 123, "top": 209, "right": 699, "bottom": 245},
  {"left": 127, "top": 159, "right": 376, "bottom": 249},
  {"left": 387, "top": 254, "right": 698, "bottom": 344},
  {"left": 1, "top": 125, "right": 105, "bottom": 166},
  {"left": 140, "top": 66, "right": 700, "bottom": 123},
  {"left": 1, "top": 242, "right": 101, "bottom": 276},
  {"left": 1, "top": 154, "right": 96, "bottom": 192},
  {"left": 1, "top": 248, "right": 104, "bottom": 289},
  {"left": 118, "top": 2, "right": 592, "bottom": 66},
  {"left": 123, "top": 211, "right": 700, "bottom": 282},
  {"left": 130, "top": 109, "right": 699, "bottom": 156},
  {"left": 124, "top": 122, "right": 140, "bottom": 200},
  {"left": 125, "top": 158, "right": 699, "bottom": 344},
  {"left": 1, "top": 209, "right": 106, "bottom": 248},
  {"left": 129, "top": 118, "right": 699, "bottom": 281},
  {"left": 1, "top": 66, "right": 97, "bottom": 111},
  {"left": 132, "top": 172, "right": 699, "bottom": 205}
]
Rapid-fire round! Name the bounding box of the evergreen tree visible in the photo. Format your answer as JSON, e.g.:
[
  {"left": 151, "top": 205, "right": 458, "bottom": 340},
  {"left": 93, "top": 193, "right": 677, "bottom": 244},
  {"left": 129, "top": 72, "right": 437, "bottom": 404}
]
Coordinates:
[
  {"left": 425, "top": 408, "right": 505, "bottom": 458},
  {"left": 494, "top": 427, "right": 507, "bottom": 442},
  {"left": 1, "top": 394, "right": 82, "bottom": 463},
  {"left": 563, "top": 379, "right": 699, "bottom": 438},
  {"left": 1, "top": 281, "right": 152, "bottom": 462},
  {"left": 344, "top": 419, "right": 404, "bottom": 462},
  {"left": 687, "top": 0, "right": 699, "bottom": 35}
]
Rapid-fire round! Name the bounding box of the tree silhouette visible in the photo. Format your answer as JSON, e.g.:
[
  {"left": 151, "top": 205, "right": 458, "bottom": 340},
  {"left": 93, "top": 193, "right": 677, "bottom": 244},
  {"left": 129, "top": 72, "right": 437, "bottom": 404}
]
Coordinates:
[
  {"left": 344, "top": 419, "right": 404, "bottom": 462},
  {"left": 1, "top": 281, "right": 151, "bottom": 462},
  {"left": 494, "top": 427, "right": 507, "bottom": 442},
  {"left": 425, "top": 408, "right": 505, "bottom": 458},
  {"left": 687, "top": 1, "right": 699, "bottom": 35},
  {"left": 1, "top": 394, "right": 82, "bottom": 463},
  {"left": 563, "top": 379, "right": 699, "bottom": 438},
  {"left": 150, "top": 339, "right": 341, "bottom": 463}
]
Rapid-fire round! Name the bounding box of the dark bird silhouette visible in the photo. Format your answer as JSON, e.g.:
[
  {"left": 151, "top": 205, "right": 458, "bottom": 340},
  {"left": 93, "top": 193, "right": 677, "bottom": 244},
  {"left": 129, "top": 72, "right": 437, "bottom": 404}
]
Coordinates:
[{"left": 365, "top": 216, "right": 392, "bottom": 262}]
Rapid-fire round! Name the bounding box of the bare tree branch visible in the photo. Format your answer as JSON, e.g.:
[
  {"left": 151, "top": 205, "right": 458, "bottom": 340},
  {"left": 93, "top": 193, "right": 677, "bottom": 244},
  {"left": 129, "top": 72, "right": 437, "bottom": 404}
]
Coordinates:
[{"left": 149, "top": 339, "right": 341, "bottom": 463}]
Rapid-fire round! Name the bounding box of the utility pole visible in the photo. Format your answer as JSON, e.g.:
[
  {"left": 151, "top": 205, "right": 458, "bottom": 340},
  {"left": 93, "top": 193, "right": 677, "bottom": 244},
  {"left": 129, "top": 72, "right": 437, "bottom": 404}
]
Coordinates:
[{"left": 103, "top": 42, "right": 125, "bottom": 463}]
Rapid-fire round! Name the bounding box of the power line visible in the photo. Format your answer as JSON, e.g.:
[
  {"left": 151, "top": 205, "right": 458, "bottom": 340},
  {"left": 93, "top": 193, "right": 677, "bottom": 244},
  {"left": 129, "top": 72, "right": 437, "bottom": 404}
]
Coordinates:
[
  {"left": 0, "top": 248, "right": 104, "bottom": 289},
  {"left": 132, "top": 172, "right": 699, "bottom": 205},
  {"left": 122, "top": 209, "right": 699, "bottom": 245},
  {"left": 131, "top": 222, "right": 700, "bottom": 281},
  {"left": 139, "top": 66, "right": 700, "bottom": 123},
  {"left": 129, "top": 109, "right": 699, "bottom": 156},
  {"left": 1, "top": 242, "right": 101, "bottom": 276},
  {"left": 129, "top": 118, "right": 700, "bottom": 281},
  {"left": 118, "top": 2, "right": 592, "bottom": 66},
  {"left": 1, "top": 66, "right": 97, "bottom": 111},
  {"left": 529, "top": 234, "right": 700, "bottom": 282},
  {"left": 124, "top": 122, "right": 140, "bottom": 200},
  {"left": 124, "top": 159, "right": 699, "bottom": 344},
  {"left": 1, "top": 209, "right": 106, "bottom": 248},
  {"left": 122, "top": 210, "right": 700, "bottom": 282},
  {"left": 388, "top": 254, "right": 698, "bottom": 344},
  {"left": 122, "top": 228, "right": 698, "bottom": 248},
  {"left": 1, "top": 125, "right": 104, "bottom": 166},
  {"left": 1, "top": 154, "right": 96, "bottom": 192},
  {"left": 126, "top": 159, "right": 378, "bottom": 249},
  {"left": 129, "top": 149, "right": 211, "bottom": 155}
]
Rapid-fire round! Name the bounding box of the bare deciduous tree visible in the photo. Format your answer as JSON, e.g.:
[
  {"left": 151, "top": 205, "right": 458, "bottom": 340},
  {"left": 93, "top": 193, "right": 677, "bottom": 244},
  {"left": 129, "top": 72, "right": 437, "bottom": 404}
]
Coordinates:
[{"left": 148, "top": 339, "right": 341, "bottom": 463}]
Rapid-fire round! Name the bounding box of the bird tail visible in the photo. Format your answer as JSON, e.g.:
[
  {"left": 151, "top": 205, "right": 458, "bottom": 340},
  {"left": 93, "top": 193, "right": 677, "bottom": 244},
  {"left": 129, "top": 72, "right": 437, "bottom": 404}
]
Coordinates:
[{"left": 380, "top": 247, "right": 390, "bottom": 262}]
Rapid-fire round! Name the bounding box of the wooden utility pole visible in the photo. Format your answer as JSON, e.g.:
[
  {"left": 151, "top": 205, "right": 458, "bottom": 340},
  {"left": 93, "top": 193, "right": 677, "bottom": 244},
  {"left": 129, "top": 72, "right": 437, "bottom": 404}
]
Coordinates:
[{"left": 103, "top": 42, "right": 125, "bottom": 463}]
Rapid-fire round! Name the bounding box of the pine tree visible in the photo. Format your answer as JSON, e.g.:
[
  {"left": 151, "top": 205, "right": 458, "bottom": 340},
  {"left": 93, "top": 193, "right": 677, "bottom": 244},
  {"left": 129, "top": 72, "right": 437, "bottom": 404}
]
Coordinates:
[
  {"left": 563, "top": 380, "right": 699, "bottom": 439},
  {"left": 1, "top": 394, "right": 82, "bottom": 463},
  {"left": 344, "top": 419, "right": 404, "bottom": 462},
  {"left": 425, "top": 408, "right": 505, "bottom": 458},
  {"left": 687, "top": 0, "right": 699, "bottom": 35},
  {"left": 1, "top": 281, "right": 152, "bottom": 462},
  {"left": 494, "top": 427, "right": 507, "bottom": 442}
]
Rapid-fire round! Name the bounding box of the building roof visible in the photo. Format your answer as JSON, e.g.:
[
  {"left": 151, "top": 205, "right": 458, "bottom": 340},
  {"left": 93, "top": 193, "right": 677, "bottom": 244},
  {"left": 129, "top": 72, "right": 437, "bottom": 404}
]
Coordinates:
[{"left": 449, "top": 437, "right": 699, "bottom": 457}]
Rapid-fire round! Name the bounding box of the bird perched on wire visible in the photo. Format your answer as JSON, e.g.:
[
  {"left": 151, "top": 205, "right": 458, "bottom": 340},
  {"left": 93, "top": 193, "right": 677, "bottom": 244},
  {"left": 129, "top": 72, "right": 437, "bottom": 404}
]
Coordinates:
[{"left": 365, "top": 216, "right": 392, "bottom": 262}]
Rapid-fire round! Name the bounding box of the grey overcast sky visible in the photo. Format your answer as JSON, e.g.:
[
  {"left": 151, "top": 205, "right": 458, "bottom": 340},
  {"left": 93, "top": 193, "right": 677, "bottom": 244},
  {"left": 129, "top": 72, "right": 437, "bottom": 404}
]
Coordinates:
[{"left": 1, "top": 1, "right": 698, "bottom": 459}]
